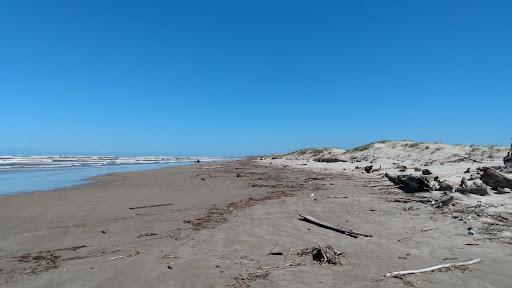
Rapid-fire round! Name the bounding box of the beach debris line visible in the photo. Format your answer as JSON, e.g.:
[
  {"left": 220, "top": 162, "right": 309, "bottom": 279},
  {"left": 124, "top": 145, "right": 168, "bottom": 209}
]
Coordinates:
[
  {"left": 298, "top": 214, "right": 372, "bottom": 238},
  {"left": 16, "top": 245, "right": 89, "bottom": 275},
  {"left": 383, "top": 258, "right": 481, "bottom": 278},
  {"left": 229, "top": 262, "right": 302, "bottom": 288},
  {"left": 128, "top": 203, "right": 174, "bottom": 210},
  {"left": 185, "top": 190, "right": 294, "bottom": 229}
]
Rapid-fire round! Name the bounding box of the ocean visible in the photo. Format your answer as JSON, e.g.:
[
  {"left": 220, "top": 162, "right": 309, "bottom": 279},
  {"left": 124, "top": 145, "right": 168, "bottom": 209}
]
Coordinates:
[{"left": 0, "top": 156, "right": 221, "bottom": 195}]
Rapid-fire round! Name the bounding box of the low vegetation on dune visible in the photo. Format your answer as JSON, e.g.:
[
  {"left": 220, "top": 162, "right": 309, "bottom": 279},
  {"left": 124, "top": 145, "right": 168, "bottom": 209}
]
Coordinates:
[{"left": 271, "top": 141, "right": 508, "bottom": 164}]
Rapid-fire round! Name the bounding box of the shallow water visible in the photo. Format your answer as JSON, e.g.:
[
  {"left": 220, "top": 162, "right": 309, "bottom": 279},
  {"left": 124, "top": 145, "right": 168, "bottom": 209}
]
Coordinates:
[{"left": 0, "top": 162, "right": 192, "bottom": 195}]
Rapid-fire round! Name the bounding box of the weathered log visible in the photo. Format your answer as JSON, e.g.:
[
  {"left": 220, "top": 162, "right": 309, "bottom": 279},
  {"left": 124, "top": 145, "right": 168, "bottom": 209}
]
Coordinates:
[
  {"left": 384, "top": 258, "right": 481, "bottom": 278},
  {"left": 385, "top": 173, "right": 432, "bottom": 193},
  {"left": 480, "top": 167, "right": 512, "bottom": 190},
  {"left": 455, "top": 185, "right": 489, "bottom": 196}
]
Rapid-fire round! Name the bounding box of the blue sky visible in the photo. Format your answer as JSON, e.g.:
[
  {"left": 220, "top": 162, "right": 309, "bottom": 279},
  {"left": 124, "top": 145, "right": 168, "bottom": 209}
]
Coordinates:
[{"left": 1, "top": 1, "right": 511, "bottom": 156}]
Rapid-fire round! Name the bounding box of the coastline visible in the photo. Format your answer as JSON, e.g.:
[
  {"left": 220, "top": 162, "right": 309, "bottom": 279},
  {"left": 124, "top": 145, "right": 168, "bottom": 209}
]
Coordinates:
[
  {"left": 1, "top": 159, "right": 510, "bottom": 287},
  {"left": 0, "top": 161, "right": 202, "bottom": 197}
]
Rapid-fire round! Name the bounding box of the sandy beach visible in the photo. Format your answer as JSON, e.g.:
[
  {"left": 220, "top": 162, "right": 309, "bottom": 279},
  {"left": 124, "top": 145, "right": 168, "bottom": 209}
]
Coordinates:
[{"left": 1, "top": 143, "right": 511, "bottom": 287}]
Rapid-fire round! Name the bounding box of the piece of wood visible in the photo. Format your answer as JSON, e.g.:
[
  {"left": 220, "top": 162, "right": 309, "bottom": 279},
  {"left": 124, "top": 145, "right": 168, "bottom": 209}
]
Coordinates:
[
  {"left": 384, "top": 258, "right": 481, "bottom": 278},
  {"left": 481, "top": 167, "right": 512, "bottom": 190},
  {"left": 317, "top": 242, "right": 326, "bottom": 262},
  {"left": 298, "top": 214, "right": 372, "bottom": 238},
  {"left": 128, "top": 203, "right": 174, "bottom": 210}
]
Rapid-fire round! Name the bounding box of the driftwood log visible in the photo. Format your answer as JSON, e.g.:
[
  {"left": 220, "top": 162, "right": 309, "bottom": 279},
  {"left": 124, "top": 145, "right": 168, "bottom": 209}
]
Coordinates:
[
  {"left": 384, "top": 258, "right": 481, "bottom": 278},
  {"left": 385, "top": 173, "right": 432, "bottom": 193},
  {"left": 480, "top": 167, "right": 512, "bottom": 190},
  {"left": 455, "top": 185, "right": 490, "bottom": 196}
]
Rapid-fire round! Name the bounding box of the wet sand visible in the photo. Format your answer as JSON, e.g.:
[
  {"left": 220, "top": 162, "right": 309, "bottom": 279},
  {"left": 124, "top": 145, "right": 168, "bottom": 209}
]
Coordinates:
[{"left": 1, "top": 160, "right": 510, "bottom": 287}]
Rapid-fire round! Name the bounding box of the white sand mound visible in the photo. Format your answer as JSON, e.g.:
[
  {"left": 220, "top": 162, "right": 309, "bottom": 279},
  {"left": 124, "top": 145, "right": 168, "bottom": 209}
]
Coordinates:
[
  {"left": 264, "top": 140, "right": 508, "bottom": 185},
  {"left": 272, "top": 141, "right": 507, "bottom": 165},
  {"left": 344, "top": 140, "right": 508, "bottom": 165}
]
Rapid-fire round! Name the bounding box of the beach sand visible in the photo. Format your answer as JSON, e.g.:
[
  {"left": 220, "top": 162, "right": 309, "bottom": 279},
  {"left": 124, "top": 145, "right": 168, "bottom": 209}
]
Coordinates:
[{"left": 1, "top": 157, "right": 511, "bottom": 287}]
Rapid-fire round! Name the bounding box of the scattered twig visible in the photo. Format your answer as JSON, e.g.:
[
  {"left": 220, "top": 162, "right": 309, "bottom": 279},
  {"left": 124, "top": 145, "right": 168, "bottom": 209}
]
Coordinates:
[
  {"left": 384, "top": 258, "right": 481, "bottom": 278},
  {"left": 421, "top": 226, "right": 437, "bottom": 232},
  {"left": 107, "top": 251, "right": 141, "bottom": 261},
  {"left": 299, "top": 214, "right": 372, "bottom": 238},
  {"left": 129, "top": 203, "right": 174, "bottom": 210},
  {"left": 398, "top": 226, "right": 437, "bottom": 242}
]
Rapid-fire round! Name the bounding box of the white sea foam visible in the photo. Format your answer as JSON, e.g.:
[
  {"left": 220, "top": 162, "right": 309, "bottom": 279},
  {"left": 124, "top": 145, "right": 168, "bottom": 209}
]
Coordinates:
[{"left": 0, "top": 156, "right": 225, "bottom": 171}]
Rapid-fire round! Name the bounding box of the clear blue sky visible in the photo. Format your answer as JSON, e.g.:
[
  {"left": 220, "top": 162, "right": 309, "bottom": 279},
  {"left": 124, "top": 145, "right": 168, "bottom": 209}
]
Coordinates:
[{"left": 1, "top": 1, "right": 510, "bottom": 156}]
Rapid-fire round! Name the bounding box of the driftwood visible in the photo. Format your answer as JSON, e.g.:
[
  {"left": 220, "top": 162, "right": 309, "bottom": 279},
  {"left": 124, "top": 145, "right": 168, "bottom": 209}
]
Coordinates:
[
  {"left": 385, "top": 173, "right": 432, "bottom": 193},
  {"left": 480, "top": 167, "right": 512, "bottom": 190},
  {"left": 128, "top": 203, "right": 174, "bottom": 210},
  {"left": 384, "top": 258, "right": 481, "bottom": 278},
  {"left": 298, "top": 214, "right": 372, "bottom": 238},
  {"left": 455, "top": 185, "right": 490, "bottom": 196}
]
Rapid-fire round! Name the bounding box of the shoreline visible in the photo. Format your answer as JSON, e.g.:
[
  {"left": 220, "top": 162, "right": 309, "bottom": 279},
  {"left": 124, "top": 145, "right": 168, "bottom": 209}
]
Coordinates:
[
  {"left": 1, "top": 159, "right": 510, "bottom": 287},
  {"left": 0, "top": 161, "right": 207, "bottom": 198}
]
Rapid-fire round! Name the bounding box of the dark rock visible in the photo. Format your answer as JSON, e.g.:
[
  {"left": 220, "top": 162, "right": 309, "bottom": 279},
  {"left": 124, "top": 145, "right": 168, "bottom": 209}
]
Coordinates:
[
  {"left": 364, "top": 165, "right": 373, "bottom": 173},
  {"left": 480, "top": 167, "right": 512, "bottom": 190},
  {"left": 399, "top": 166, "right": 407, "bottom": 172},
  {"left": 422, "top": 169, "right": 433, "bottom": 175},
  {"left": 464, "top": 168, "right": 471, "bottom": 173},
  {"left": 414, "top": 167, "right": 422, "bottom": 172}
]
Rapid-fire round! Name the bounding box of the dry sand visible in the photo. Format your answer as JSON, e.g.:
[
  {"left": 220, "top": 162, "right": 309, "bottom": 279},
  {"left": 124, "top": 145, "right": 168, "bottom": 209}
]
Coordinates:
[{"left": 1, "top": 147, "right": 511, "bottom": 287}]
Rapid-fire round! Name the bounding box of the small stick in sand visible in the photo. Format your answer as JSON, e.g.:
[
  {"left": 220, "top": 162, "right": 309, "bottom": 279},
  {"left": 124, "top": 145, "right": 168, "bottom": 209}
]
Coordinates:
[
  {"left": 298, "top": 214, "right": 372, "bottom": 238},
  {"left": 421, "top": 226, "right": 437, "bottom": 232},
  {"left": 128, "top": 203, "right": 174, "bottom": 210},
  {"left": 384, "top": 258, "right": 481, "bottom": 278}
]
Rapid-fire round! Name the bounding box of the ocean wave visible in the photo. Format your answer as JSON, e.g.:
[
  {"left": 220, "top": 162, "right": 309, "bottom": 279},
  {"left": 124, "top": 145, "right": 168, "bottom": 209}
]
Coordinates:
[{"left": 0, "top": 156, "right": 225, "bottom": 171}]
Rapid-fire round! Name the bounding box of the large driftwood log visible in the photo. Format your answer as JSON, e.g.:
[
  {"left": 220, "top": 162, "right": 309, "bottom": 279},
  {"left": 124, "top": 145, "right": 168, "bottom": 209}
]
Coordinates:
[
  {"left": 385, "top": 173, "right": 432, "bottom": 193},
  {"left": 480, "top": 167, "right": 512, "bottom": 190},
  {"left": 384, "top": 258, "right": 481, "bottom": 278}
]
